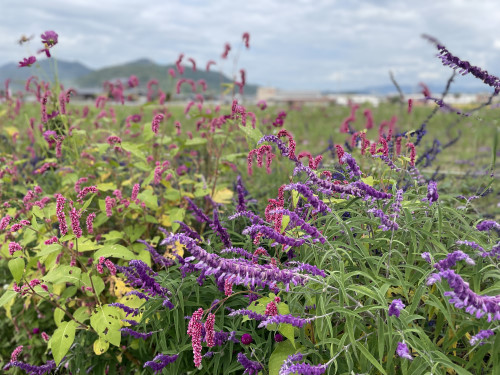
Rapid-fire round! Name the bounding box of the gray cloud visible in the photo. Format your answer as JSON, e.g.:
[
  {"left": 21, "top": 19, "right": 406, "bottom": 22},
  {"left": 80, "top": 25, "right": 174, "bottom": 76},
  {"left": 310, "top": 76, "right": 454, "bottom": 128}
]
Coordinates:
[{"left": 1, "top": 0, "right": 500, "bottom": 91}]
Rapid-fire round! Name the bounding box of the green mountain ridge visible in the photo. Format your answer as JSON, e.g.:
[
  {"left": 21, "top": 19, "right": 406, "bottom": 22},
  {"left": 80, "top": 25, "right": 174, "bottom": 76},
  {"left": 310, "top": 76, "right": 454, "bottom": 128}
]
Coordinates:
[{"left": 0, "top": 58, "right": 257, "bottom": 95}]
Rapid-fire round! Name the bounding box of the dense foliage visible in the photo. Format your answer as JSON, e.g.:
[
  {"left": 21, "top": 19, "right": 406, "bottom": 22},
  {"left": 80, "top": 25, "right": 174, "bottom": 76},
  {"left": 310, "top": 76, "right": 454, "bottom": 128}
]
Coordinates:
[{"left": 0, "top": 31, "right": 499, "bottom": 375}]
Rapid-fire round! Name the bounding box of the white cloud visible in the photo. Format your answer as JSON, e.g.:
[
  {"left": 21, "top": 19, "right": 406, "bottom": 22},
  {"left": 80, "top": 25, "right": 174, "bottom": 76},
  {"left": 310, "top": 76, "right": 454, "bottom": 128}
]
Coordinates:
[{"left": 1, "top": 0, "right": 500, "bottom": 90}]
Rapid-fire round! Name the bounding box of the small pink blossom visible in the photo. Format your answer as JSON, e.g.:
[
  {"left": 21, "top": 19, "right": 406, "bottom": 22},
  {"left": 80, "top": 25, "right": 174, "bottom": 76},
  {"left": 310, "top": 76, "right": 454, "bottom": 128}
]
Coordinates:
[{"left": 9, "top": 241, "right": 22, "bottom": 255}]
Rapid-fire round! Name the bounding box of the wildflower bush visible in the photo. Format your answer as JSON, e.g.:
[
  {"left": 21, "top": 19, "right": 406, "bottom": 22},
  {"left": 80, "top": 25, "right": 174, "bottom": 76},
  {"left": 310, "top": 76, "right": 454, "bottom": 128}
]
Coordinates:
[{"left": 0, "top": 31, "right": 499, "bottom": 375}]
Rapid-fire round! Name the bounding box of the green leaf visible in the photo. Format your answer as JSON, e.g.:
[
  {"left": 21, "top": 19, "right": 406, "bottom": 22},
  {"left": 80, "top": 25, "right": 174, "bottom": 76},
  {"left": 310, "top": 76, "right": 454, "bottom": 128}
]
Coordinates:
[
  {"left": 37, "top": 244, "right": 63, "bottom": 258},
  {"left": 93, "top": 244, "right": 135, "bottom": 261},
  {"left": 43, "top": 266, "right": 82, "bottom": 285},
  {"left": 51, "top": 321, "right": 77, "bottom": 365},
  {"left": 184, "top": 137, "right": 208, "bottom": 147},
  {"left": 168, "top": 207, "right": 185, "bottom": 233},
  {"left": 96, "top": 182, "right": 117, "bottom": 192},
  {"left": 90, "top": 305, "right": 122, "bottom": 347},
  {"left": 268, "top": 340, "right": 297, "bottom": 375},
  {"left": 137, "top": 189, "right": 158, "bottom": 210},
  {"left": 121, "top": 142, "right": 147, "bottom": 162},
  {"left": 54, "top": 306, "right": 65, "bottom": 327},
  {"left": 8, "top": 258, "right": 24, "bottom": 283},
  {"left": 240, "top": 124, "right": 263, "bottom": 147},
  {"left": 73, "top": 306, "right": 91, "bottom": 323},
  {"left": 0, "top": 290, "right": 17, "bottom": 308},
  {"left": 355, "top": 341, "right": 387, "bottom": 375},
  {"left": 93, "top": 337, "right": 110, "bottom": 355}
]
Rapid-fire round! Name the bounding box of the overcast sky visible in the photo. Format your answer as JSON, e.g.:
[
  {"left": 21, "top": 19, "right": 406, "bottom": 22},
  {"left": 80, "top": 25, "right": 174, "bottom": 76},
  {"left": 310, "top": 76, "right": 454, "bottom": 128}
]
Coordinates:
[{"left": 2, "top": 0, "right": 500, "bottom": 91}]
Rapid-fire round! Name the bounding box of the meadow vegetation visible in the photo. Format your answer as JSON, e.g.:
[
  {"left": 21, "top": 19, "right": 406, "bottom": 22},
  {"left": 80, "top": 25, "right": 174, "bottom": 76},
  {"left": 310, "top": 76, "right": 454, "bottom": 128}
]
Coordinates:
[{"left": 0, "top": 31, "right": 499, "bottom": 375}]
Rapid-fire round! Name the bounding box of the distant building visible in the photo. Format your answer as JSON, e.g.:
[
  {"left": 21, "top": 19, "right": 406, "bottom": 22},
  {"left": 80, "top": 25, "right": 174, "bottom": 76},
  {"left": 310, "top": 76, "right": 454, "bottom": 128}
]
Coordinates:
[{"left": 256, "top": 87, "right": 335, "bottom": 107}]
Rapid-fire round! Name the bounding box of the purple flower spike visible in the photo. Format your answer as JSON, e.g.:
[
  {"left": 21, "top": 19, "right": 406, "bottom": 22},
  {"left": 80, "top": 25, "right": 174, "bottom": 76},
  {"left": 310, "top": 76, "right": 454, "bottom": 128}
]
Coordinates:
[
  {"left": 423, "top": 180, "right": 439, "bottom": 205},
  {"left": 279, "top": 353, "right": 327, "bottom": 375},
  {"left": 143, "top": 354, "right": 178, "bottom": 374},
  {"left": 120, "top": 327, "right": 153, "bottom": 340},
  {"left": 396, "top": 342, "right": 413, "bottom": 360},
  {"left": 476, "top": 220, "right": 500, "bottom": 232},
  {"left": 237, "top": 352, "right": 263, "bottom": 375},
  {"left": 258, "top": 314, "right": 312, "bottom": 328},
  {"left": 388, "top": 299, "right": 405, "bottom": 318},
  {"left": 433, "top": 250, "right": 475, "bottom": 271},
  {"left": 427, "top": 269, "right": 500, "bottom": 321},
  {"left": 3, "top": 360, "right": 56, "bottom": 375},
  {"left": 469, "top": 329, "right": 495, "bottom": 346},
  {"left": 210, "top": 209, "right": 232, "bottom": 248}
]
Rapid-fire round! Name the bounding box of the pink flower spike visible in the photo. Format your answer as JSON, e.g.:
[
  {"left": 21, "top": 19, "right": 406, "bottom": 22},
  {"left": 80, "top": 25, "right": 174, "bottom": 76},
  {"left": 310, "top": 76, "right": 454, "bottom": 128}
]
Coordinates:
[
  {"left": 206, "top": 60, "right": 216, "bottom": 72},
  {"left": 204, "top": 313, "right": 215, "bottom": 347},
  {"left": 11, "top": 345, "right": 23, "bottom": 362},
  {"left": 242, "top": 32, "right": 250, "bottom": 48},
  {"left": 152, "top": 113, "right": 164, "bottom": 135}
]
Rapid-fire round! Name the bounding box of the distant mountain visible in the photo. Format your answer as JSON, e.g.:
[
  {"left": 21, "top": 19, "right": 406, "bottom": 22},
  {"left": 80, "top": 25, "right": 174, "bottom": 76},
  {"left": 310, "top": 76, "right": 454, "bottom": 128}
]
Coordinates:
[
  {"left": 0, "top": 59, "right": 93, "bottom": 88},
  {"left": 75, "top": 59, "right": 258, "bottom": 95},
  {"left": 0, "top": 58, "right": 257, "bottom": 95}
]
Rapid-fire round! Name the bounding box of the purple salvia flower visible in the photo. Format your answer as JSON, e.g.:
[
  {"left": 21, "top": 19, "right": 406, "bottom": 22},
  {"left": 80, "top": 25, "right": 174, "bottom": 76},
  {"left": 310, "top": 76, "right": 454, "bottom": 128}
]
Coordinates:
[
  {"left": 236, "top": 175, "right": 247, "bottom": 212},
  {"left": 173, "top": 221, "right": 203, "bottom": 242},
  {"left": 4, "top": 360, "right": 56, "bottom": 375},
  {"left": 423, "top": 34, "right": 500, "bottom": 92},
  {"left": 388, "top": 299, "right": 405, "bottom": 318},
  {"left": 476, "top": 220, "right": 500, "bottom": 232},
  {"left": 469, "top": 329, "right": 495, "bottom": 346},
  {"left": 279, "top": 353, "right": 327, "bottom": 375},
  {"left": 143, "top": 354, "right": 178, "bottom": 374},
  {"left": 229, "top": 210, "right": 268, "bottom": 226},
  {"left": 257, "top": 134, "right": 294, "bottom": 159},
  {"left": 427, "top": 269, "right": 500, "bottom": 321},
  {"left": 368, "top": 208, "right": 398, "bottom": 231},
  {"left": 210, "top": 209, "right": 232, "bottom": 248},
  {"left": 353, "top": 180, "right": 392, "bottom": 200},
  {"left": 242, "top": 225, "right": 305, "bottom": 247},
  {"left": 396, "top": 342, "right": 413, "bottom": 360},
  {"left": 271, "top": 209, "right": 326, "bottom": 243},
  {"left": 285, "top": 261, "right": 326, "bottom": 277},
  {"left": 374, "top": 154, "right": 402, "bottom": 172},
  {"left": 341, "top": 152, "right": 362, "bottom": 178},
  {"left": 283, "top": 183, "right": 331, "bottom": 214},
  {"left": 480, "top": 241, "right": 500, "bottom": 259},
  {"left": 433, "top": 250, "right": 475, "bottom": 271},
  {"left": 122, "top": 319, "right": 139, "bottom": 326},
  {"left": 390, "top": 189, "right": 404, "bottom": 218},
  {"left": 163, "top": 233, "right": 308, "bottom": 290},
  {"left": 137, "top": 240, "right": 175, "bottom": 268},
  {"left": 120, "top": 327, "right": 153, "bottom": 340},
  {"left": 126, "top": 290, "right": 150, "bottom": 300},
  {"left": 184, "top": 196, "right": 212, "bottom": 224},
  {"left": 237, "top": 352, "right": 263, "bottom": 375},
  {"left": 109, "top": 303, "right": 140, "bottom": 317},
  {"left": 456, "top": 240, "right": 484, "bottom": 253},
  {"left": 258, "top": 314, "right": 312, "bottom": 328},
  {"left": 117, "top": 260, "right": 174, "bottom": 308},
  {"left": 423, "top": 180, "right": 439, "bottom": 205},
  {"left": 227, "top": 309, "right": 267, "bottom": 321},
  {"left": 220, "top": 247, "right": 254, "bottom": 260},
  {"left": 421, "top": 252, "right": 432, "bottom": 264}
]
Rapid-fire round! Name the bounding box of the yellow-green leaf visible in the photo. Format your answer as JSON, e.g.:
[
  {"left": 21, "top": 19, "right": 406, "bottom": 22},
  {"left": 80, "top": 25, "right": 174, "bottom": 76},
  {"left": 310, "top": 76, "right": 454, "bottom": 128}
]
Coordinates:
[{"left": 51, "top": 321, "right": 77, "bottom": 365}]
